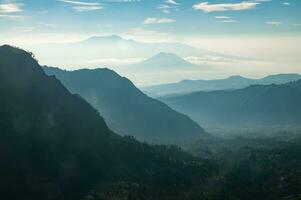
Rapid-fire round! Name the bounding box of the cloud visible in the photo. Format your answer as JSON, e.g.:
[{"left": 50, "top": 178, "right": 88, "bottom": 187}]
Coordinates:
[
  {"left": 124, "top": 27, "right": 172, "bottom": 43},
  {"left": 158, "top": 0, "right": 179, "bottom": 14},
  {"left": 73, "top": 5, "right": 102, "bottom": 11},
  {"left": 215, "top": 16, "right": 238, "bottom": 23},
  {"left": 58, "top": 0, "right": 100, "bottom": 6},
  {"left": 283, "top": 2, "right": 290, "bottom": 6},
  {"left": 193, "top": 1, "right": 259, "bottom": 12},
  {"left": 57, "top": 0, "right": 103, "bottom": 11},
  {"left": 0, "top": 14, "right": 25, "bottom": 20},
  {"left": 38, "top": 23, "right": 58, "bottom": 28},
  {"left": 215, "top": 16, "right": 231, "bottom": 19},
  {"left": 0, "top": 3, "right": 22, "bottom": 13},
  {"left": 143, "top": 17, "right": 175, "bottom": 24},
  {"left": 166, "top": 0, "right": 178, "bottom": 5},
  {"left": 266, "top": 21, "right": 282, "bottom": 26},
  {"left": 185, "top": 55, "right": 233, "bottom": 65},
  {"left": 219, "top": 19, "right": 238, "bottom": 23},
  {"left": 157, "top": 4, "right": 171, "bottom": 14}
]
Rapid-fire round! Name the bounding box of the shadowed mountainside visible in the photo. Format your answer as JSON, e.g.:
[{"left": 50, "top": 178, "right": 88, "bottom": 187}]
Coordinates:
[
  {"left": 162, "top": 80, "right": 301, "bottom": 132},
  {"left": 43, "top": 66, "right": 205, "bottom": 143}
]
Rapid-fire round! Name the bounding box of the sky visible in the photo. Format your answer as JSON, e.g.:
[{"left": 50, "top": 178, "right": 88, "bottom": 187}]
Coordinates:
[{"left": 0, "top": 0, "right": 301, "bottom": 85}]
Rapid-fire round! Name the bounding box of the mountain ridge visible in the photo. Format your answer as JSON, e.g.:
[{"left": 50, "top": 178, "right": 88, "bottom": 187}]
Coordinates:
[
  {"left": 161, "top": 80, "right": 301, "bottom": 132},
  {"left": 143, "top": 73, "right": 301, "bottom": 96},
  {"left": 43, "top": 66, "right": 206, "bottom": 143}
]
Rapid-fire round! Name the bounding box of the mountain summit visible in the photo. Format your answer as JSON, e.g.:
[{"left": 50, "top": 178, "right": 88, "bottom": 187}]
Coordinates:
[{"left": 131, "top": 52, "right": 197, "bottom": 71}]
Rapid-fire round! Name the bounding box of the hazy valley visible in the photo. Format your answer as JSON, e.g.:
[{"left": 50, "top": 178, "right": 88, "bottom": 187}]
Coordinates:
[{"left": 1, "top": 0, "right": 301, "bottom": 199}]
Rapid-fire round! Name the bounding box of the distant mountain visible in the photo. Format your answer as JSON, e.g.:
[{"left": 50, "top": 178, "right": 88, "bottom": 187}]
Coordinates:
[
  {"left": 0, "top": 45, "right": 212, "bottom": 199},
  {"left": 76, "top": 35, "right": 214, "bottom": 57},
  {"left": 143, "top": 74, "right": 301, "bottom": 96},
  {"left": 161, "top": 80, "right": 301, "bottom": 132},
  {"left": 81, "top": 35, "right": 130, "bottom": 44},
  {"left": 43, "top": 66, "right": 205, "bottom": 143},
  {"left": 130, "top": 52, "right": 198, "bottom": 71},
  {"left": 21, "top": 35, "right": 228, "bottom": 68}
]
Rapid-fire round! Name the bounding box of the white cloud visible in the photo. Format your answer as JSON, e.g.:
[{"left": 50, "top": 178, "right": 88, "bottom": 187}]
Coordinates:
[
  {"left": 166, "top": 0, "right": 178, "bottom": 5},
  {"left": 73, "top": 5, "right": 102, "bottom": 11},
  {"left": 266, "top": 21, "right": 282, "bottom": 26},
  {"left": 143, "top": 17, "right": 175, "bottom": 24},
  {"left": 0, "top": 3, "right": 22, "bottom": 13},
  {"left": 283, "top": 2, "right": 290, "bottom": 6},
  {"left": 157, "top": 4, "right": 171, "bottom": 14},
  {"left": 0, "top": 14, "right": 25, "bottom": 20},
  {"left": 215, "top": 16, "right": 237, "bottom": 23},
  {"left": 219, "top": 19, "right": 238, "bottom": 23},
  {"left": 185, "top": 55, "right": 232, "bottom": 65},
  {"left": 58, "top": 0, "right": 100, "bottom": 6},
  {"left": 158, "top": 1, "right": 179, "bottom": 14},
  {"left": 38, "top": 23, "right": 58, "bottom": 28},
  {"left": 215, "top": 16, "right": 231, "bottom": 19},
  {"left": 193, "top": 1, "right": 259, "bottom": 12},
  {"left": 57, "top": 0, "right": 103, "bottom": 11}
]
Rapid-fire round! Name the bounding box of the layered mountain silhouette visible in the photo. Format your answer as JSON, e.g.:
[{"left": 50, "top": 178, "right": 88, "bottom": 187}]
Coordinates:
[
  {"left": 143, "top": 74, "right": 301, "bottom": 96},
  {"left": 22, "top": 35, "right": 229, "bottom": 68},
  {"left": 130, "top": 52, "right": 197, "bottom": 71},
  {"left": 43, "top": 66, "right": 205, "bottom": 143},
  {"left": 0, "top": 45, "right": 212, "bottom": 199},
  {"left": 162, "top": 80, "right": 301, "bottom": 132}
]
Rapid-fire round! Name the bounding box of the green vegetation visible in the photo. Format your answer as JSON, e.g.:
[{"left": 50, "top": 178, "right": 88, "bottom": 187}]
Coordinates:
[{"left": 182, "top": 131, "right": 301, "bottom": 200}]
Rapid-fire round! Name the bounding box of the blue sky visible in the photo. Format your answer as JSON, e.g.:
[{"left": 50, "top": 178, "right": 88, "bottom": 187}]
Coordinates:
[{"left": 0, "top": 0, "right": 300, "bottom": 39}]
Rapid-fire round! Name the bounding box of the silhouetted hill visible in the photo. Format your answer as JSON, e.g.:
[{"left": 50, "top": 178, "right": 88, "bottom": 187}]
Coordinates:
[
  {"left": 143, "top": 74, "right": 301, "bottom": 96},
  {"left": 0, "top": 45, "right": 213, "bottom": 200},
  {"left": 43, "top": 66, "right": 205, "bottom": 143},
  {"left": 162, "top": 80, "right": 301, "bottom": 132},
  {"left": 261, "top": 74, "right": 301, "bottom": 84}
]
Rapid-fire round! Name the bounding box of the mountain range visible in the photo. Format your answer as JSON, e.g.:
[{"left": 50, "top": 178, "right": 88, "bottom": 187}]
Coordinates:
[
  {"left": 43, "top": 66, "right": 205, "bottom": 143},
  {"left": 161, "top": 80, "right": 301, "bottom": 132},
  {"left": 0, "top": 45, "right": 212, "bottom": 200},
  {"left": 143, "top": 74, "right": 301, "bottom": 96},
  {"left": 22, "top": 35, "right": 228, "bottom": 68}
]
